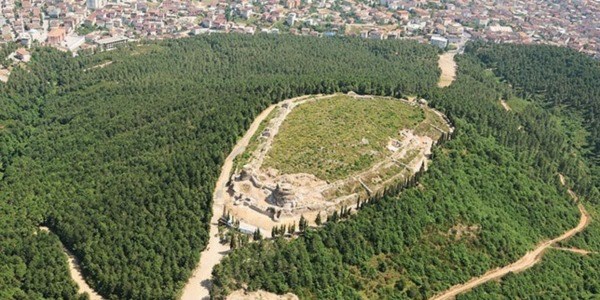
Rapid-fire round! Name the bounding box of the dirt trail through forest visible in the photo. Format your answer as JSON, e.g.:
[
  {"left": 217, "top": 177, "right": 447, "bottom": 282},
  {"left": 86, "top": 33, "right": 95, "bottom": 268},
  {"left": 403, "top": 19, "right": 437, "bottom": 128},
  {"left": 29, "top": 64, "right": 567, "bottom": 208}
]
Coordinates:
[
  {"left": 551, "top": 246, "right": 597, "bottom": 255},
  {"left": 38, "top": 227, "right": 103, "bottom": 300},
  {"left": 437, "top": 52, "right": 457, "bottom": 88},
  {"left": 430, "top": 174, "right": 590, "bottom": 300},
  {"left": 180, "top": 100, "right": 289, "bottom": 299},
  {"left": 500, "top": 100, "right": 511, "bottom": 111}
]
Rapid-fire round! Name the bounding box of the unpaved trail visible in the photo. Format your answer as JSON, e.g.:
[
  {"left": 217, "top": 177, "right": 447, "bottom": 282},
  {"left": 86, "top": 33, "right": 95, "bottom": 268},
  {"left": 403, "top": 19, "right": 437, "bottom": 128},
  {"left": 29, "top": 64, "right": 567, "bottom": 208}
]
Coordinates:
[
  {"left": 430, "top": 175, "right": 590, "bottom": 300},
  {"left": 180, "top": 103, "right": 279, "bottom": 300},
  {"left": 38, "top": 227, "right": 103, "bottom": 300},
  {"left": 227, "top": 289, "right": 299, "bottom": 300},
  {"left": 500, "top": 100, "right": 511, "bottom": 111},
  {"left": 552, "top": 246, "right": 596, "bottom": 255},
  {"left": 437, "top": 52, "right": 457, "bottom": 88}
]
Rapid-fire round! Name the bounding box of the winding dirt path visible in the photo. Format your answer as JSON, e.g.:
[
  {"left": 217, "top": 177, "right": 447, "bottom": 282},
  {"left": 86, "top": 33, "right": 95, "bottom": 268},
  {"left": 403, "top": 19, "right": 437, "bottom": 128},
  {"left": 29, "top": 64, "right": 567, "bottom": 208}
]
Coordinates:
[
  {"left": 180, "top": 104, "right": 278, "bottom": 300},
  {"left": 38, "top": 227, "right": 103, "bottom": 300},
  {"left": 430, "top": 175, "right": 590, "bottom": 300},
  {"left": 437, "top": 51, "right": 457, "bottom": 88}
]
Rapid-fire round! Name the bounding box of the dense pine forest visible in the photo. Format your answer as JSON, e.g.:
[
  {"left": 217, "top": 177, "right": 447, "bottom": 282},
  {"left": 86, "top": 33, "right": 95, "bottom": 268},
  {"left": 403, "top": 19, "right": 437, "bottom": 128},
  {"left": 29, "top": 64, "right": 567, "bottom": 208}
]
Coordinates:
[
  {"left": 212, "top": 44, "right": 599, "bottom": 298},
  {"left": 451, "top": 41, "right": 600, "bottom": 300},
  {"left": 0, "top": 35, "right": 439, "bottom": 299},
  {"left": 0, "top": 34, "right": 598, "bottom": 299}
]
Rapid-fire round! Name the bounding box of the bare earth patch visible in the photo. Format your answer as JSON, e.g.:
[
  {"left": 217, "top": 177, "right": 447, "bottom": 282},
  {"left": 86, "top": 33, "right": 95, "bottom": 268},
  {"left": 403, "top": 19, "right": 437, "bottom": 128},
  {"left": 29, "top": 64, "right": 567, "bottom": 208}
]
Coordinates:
[
  {"left": 437, "top": 52, "right": 457, "bottom": 88},
  {"left": 227, "top": 290, "right": 299, "bottom": 300},
  {"left": 500, "top": 100, "right": 511, "bottom": 111}
]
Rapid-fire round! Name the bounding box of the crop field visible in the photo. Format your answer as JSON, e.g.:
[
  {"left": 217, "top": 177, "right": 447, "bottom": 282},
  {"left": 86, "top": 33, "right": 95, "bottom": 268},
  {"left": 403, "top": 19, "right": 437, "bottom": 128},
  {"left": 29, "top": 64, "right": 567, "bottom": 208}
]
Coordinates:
[{"left": 262, "top": 95, "right": 426, "bottom": 181}]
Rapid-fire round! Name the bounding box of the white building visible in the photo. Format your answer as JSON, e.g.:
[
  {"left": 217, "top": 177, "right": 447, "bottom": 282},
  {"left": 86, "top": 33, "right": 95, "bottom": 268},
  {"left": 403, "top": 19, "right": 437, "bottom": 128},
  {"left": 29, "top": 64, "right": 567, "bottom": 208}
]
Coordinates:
[
  {"left": 430, "top": 35, "right": 448, "bottom": 49},
  {"left": 86, "top": 0, "right": 105, "bottom": 10}
]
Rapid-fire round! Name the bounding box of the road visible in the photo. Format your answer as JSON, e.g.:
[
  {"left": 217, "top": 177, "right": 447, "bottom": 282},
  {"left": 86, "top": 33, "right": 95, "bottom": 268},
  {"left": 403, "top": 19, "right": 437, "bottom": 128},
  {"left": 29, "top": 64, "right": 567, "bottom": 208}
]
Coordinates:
[
  {"left": 430, "top": 175, "right": 590, "bottom": 300},
  {"left": 180, "top": 104, "right": 277, "bottom": 300},
  {"left": 39, "top": 227, "right": 103, "bottom": 300}
]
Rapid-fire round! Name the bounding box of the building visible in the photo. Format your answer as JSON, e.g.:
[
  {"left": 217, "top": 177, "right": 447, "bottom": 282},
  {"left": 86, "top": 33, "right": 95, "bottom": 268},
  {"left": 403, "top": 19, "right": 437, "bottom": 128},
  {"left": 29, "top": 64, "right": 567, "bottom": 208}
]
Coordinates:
[
  {"left": 286, "top": 13, "right": 297, "bottom": 26},
  {"left": 430, "top": 35, "right": 448, "bottom": 49},
  {"left": 47, "top": 27, "right": 66, "bottom": 45},
  {"left": 96, "top": 36, "right": 128, "bottom": 50},
  {"left": 86, "top": 0, "right": 105, "bottom": 10}
]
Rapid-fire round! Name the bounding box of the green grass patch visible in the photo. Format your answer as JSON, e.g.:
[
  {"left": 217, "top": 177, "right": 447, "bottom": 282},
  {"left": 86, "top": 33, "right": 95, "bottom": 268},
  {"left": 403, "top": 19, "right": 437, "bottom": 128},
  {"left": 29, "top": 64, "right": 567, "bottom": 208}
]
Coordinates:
[
  {"left": 505, "top": 97, "right": 530, "bottom": 113},
  {"left": 263, "top": 95, "right": 425, "bottom": 181}
]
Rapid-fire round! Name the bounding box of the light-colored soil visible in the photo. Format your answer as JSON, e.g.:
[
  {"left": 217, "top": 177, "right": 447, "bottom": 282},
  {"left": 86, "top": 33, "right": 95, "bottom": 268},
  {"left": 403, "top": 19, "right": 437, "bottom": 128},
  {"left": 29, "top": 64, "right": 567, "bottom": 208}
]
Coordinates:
[
  {"left": 500, "top": 100, "right": 511, "bottom": 111},
  {"left": 430, "top": 174, "right": 590, "bottom": 300},
  {"left": 437, "top": 52, "right": 457, "bottom": 88},
  {"left": 551, "top": 247, "right": 596, "bottom": 255},
  {"left": 84, "top": 61, "right": 113, "bottom": 72},
  {"left": 227, "top": 290, "right": 299, "bottom": 300},
  {"left": 181, "top": 98, "right": 302, "bottom": 300},
  {"left": 38, "top": 227, "right": 103, "bottom": 300}
]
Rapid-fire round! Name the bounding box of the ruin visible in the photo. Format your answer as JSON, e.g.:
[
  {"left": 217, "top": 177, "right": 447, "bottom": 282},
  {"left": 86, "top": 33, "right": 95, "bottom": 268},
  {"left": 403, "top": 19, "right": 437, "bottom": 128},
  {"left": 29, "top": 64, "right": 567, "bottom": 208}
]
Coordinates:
[{"left": 224, "top": 93, "right": 453, "bottom": 226}]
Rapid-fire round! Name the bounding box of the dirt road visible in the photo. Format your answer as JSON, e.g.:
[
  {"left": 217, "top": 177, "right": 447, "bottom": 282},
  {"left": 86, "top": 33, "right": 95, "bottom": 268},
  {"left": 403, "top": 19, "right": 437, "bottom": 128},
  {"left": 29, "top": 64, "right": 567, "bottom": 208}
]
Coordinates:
[
  {"left": 180, "top": 104, "right": 277, "bottom": 300},
  {"left": 437, "top": 52, "right": 457, "bottom": 88},
  {"left": 500, "top": 100, "right": 511, "bottom": 111},
  {"left": 552, "top": 246, "right": 596, "bottom": 255},
  {"left": 430, "top": 175, "right": 590, "bottom": 300},
  {"left": 39, "top": 227, "right": 103, "bottom": 300}
]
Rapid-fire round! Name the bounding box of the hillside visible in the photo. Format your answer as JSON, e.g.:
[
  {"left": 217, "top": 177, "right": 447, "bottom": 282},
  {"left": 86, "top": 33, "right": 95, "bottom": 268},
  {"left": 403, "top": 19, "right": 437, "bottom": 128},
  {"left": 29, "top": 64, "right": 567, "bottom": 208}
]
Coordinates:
[
  {"left": 0, "top": 35, "right": 440, "bottom": 299},
  {"left": 0, "top": 35, "right": 597, "bottom": 300},
  {"left": 211, "top": 48, "right": 594, "bottom": 298}
]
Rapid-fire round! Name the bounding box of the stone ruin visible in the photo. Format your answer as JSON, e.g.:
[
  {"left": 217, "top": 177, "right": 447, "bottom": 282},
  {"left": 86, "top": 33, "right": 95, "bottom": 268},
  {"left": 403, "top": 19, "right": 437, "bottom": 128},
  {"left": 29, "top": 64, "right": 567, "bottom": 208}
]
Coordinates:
[{"left": 270, "top": 183, "right": 297, "bottom": 209}]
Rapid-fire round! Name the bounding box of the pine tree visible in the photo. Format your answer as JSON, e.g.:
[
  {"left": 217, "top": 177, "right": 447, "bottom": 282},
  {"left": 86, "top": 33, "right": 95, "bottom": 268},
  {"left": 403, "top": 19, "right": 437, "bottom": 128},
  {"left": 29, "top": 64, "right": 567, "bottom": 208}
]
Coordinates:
[
  {"left": 253, "top": 228, "right": 262, "bottom": 241},
  {"left": 229, "top": 235, "right": 237, "bottom": 249},
  {"left": 315, "top": 212, "right": 322, "bottom": 226},
  {"left": 299, "top": 215, "right": 307, "bottom": 232}
]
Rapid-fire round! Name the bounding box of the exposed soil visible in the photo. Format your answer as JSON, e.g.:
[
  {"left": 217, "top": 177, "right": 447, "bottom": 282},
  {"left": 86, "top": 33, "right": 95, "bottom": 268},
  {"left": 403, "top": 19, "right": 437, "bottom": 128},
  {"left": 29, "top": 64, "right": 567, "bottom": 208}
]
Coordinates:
[
  {"left": 437, "top": 52, "right": 457, "bottom": 88},
  {"left": 430, "top": 174, "right": 591, "bottom": 300},
  {"left": 227, "top": 290, "right": 299, "bottom": 300},
  {"left": 180, "top": 97, "right": 311, "bottom": 300},
  {"left": 500, "top": 100, "right": 511, "bottom": 111},
  {"left": 38, "top": 227, "right": 103, "bottom": 300},
  {"left": 551, "top": 246, "right": 597, "bottom": 255},
  {"left": 84, "top": 61, "right": 113, "bottom": 72}
]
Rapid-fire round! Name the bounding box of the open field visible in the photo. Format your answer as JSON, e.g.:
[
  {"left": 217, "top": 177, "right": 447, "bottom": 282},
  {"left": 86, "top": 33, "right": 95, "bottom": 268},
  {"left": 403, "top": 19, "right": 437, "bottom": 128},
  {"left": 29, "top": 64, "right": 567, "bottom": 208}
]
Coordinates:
[{"left": 263, "top": 94, "right": 425, "bottom": 182}]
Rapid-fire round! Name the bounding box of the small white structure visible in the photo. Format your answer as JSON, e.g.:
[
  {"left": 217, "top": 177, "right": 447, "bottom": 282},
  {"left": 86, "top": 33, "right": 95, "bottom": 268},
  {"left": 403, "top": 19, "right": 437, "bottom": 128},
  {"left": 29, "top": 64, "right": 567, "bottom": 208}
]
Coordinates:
[{"left": 430, "top": 35, "right": 448, "bottom": 49}]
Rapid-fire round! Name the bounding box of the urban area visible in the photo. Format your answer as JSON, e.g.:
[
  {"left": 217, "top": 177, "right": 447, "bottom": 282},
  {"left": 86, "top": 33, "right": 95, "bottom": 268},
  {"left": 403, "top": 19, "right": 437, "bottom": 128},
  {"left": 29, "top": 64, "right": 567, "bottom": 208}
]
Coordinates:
[{"left": 1, "top": 0, "right": 598, "bottom": 78}]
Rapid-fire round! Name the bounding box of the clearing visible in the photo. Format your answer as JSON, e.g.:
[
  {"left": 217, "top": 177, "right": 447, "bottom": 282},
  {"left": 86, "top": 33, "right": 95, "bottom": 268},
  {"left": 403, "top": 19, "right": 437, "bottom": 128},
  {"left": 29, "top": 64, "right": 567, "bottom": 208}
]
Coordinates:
[
  {"left": 225, "top": 93, "right": 452, "bottom": 235},
  {"left": 263, "top": 94, "right": 426, "bottom": 181},
  {"left": 437, "top": 51, "right": 457, "bottom": 87}
]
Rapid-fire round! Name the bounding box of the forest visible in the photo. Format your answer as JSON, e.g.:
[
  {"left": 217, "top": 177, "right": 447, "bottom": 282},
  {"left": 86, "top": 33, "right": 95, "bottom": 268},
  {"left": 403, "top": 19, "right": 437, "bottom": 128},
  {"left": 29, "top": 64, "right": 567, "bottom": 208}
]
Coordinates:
[
  {"left": 211, "top": 44, "right": 599, "bottom": 298},
  {"left": 0, "top": 34, "right": 598, "bottom": 299},
  {"left": 0, "top": 35, "right": 439, "bottom": 299}
]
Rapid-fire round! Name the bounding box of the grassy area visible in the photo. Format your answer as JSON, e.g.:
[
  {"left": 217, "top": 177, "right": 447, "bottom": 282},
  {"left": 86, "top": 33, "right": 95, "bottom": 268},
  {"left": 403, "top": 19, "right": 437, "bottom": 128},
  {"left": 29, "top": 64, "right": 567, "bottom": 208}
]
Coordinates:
[
  {"left": 262, "top": 95, "right": 426, "bottom": 181},
  {"left": 233, "top": 106, "right": 280, "bottom": 172},
  {"left": 505, "top": 97, "right": 530, "bottom": 113}
]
